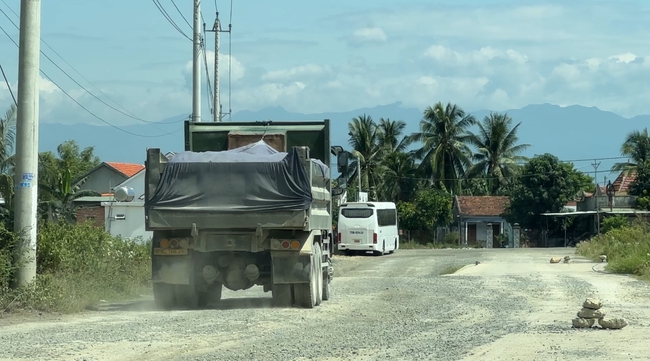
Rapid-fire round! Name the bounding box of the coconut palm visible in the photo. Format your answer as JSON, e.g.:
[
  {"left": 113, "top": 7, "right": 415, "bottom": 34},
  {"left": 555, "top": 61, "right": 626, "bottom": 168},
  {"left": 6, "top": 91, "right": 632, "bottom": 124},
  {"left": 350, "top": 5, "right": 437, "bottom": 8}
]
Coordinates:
[
  {"left": 611, "top": 128, "right": 650, "bottom": 174},
  {"left": 377, "top": 118, "right": 411, "bottom": 153},
  {"left": 465, "top": 112, "right": 530, "bottom": 195},
  {"left": 378, "top": 151, "right": 421, "bottom": 202},
  {"left": 0, "top": 104, "right": 16, "bottom": 223},
  {"left": 348, "top": 114, "right": 383, "bottom": 200},
  {"left": 409, "top": 102, "right": 476, "bottom": 193},
  {"left": 39, "top": 168, "right": 100, "bottom": 223}
]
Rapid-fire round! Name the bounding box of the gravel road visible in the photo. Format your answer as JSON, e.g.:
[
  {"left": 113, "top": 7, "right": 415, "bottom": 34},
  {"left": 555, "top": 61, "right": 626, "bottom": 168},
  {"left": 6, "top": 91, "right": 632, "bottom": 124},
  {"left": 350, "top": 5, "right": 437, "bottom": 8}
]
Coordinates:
[{"left": 1, "top": 248, "right": 650, "bottom": 361}]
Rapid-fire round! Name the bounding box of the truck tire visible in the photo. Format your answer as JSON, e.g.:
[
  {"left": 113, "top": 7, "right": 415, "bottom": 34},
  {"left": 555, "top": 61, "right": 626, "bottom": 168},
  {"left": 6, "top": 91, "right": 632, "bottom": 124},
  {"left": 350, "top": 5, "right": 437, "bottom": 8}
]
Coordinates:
[
  {"left": 294, "top": 242, "right": 322, "bottom": 308},
  {"left": 153, "top": 283, "right": 176, "bottom": 310},
  {"left": 206, "top": 283, "right": 223, "bottom": 305},
  {"left": 322, "top": 259, "right": 331, "bottom": 301},
  {"left": 315, "top": 243, "right": 323, "bottom": 306}
]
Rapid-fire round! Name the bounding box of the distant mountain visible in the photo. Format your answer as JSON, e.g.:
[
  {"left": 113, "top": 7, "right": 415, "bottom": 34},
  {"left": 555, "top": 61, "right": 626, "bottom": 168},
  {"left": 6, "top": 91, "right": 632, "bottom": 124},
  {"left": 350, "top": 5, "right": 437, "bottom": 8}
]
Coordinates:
[{"left": 38, "top": 102, "right": 647, "bottom": 179}]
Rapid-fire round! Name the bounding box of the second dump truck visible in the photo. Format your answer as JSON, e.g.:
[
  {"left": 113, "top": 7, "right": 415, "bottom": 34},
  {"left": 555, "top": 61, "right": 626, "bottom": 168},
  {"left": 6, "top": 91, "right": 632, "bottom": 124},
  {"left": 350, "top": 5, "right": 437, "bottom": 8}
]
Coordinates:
[{"left": 144, "top": 120, "right": 334, "bottom": 309}]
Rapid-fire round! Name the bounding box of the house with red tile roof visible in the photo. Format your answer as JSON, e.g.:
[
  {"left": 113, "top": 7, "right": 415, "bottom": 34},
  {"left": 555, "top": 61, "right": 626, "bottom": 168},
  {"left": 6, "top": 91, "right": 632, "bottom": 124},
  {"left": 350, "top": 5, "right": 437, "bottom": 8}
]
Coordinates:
[
  {"left": 453, "top": 196, "right": 512, "bottom": 248},
  {"left": 75, "top": 161, "right": 145, "bottom": 194}
]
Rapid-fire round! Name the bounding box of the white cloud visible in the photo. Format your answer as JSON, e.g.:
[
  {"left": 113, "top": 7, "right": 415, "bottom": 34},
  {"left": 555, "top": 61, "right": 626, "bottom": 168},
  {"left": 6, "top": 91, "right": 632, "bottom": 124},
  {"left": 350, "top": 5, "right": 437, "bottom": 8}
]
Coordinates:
[
  {"left": 7, "top": 1, "right": 650, "bottom": 126},
  {"left": 348, "top": 27, "right": 387, "bottom": 45},
  {"left": 261, "top": 64, "right": 330, "bottom": 82}
]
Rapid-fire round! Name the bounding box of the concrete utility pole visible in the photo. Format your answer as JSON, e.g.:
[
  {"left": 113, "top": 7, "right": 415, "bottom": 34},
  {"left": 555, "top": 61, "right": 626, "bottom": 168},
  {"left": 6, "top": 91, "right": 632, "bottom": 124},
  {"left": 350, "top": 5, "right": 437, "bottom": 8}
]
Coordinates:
[
  {"left": 205, "top": 12, "right": 231, "bottom": 122},
  {"left": 191, "top": 0, "right": 201, "bottom": 122},
  {"left": 592, "top": 160, "right": 601, "bottom": 235},
  {"left": 14, "top": 0, "right": 42, "bottom": 286},
  {"left": 213, "top": 13, "right": 220, "bottom": 122}
]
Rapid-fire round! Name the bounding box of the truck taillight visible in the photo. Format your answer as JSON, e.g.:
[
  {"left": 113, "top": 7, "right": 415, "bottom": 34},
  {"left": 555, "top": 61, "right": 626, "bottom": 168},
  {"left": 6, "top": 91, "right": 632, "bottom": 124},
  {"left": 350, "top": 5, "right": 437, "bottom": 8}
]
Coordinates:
[
  {"left": 337, "top": 233, "right": 341, "bottom": 244},
  {"left": 373, "top": 233, "right": 377, "bottom": 244}
]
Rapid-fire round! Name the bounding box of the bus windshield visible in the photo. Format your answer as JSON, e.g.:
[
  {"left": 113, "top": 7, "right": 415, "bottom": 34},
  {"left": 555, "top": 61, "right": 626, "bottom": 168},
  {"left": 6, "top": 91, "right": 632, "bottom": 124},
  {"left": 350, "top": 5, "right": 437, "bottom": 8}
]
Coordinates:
[{"left": 341, "top": 208, "right": 373, "bottom": 218}]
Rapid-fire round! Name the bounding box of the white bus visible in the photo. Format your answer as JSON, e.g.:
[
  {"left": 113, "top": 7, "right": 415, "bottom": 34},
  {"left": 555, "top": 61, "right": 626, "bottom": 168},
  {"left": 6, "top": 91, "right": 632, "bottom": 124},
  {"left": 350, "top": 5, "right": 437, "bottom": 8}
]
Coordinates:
[{"left": 337, "top": 202, "right": 399, "bottom": 256}]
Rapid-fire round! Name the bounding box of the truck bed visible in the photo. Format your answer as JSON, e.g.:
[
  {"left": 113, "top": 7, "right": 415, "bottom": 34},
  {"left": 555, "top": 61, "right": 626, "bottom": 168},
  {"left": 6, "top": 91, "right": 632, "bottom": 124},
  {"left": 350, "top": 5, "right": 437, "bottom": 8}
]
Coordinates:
[{"left": 145, "top": 140, "right": 331, "bottom": 231}]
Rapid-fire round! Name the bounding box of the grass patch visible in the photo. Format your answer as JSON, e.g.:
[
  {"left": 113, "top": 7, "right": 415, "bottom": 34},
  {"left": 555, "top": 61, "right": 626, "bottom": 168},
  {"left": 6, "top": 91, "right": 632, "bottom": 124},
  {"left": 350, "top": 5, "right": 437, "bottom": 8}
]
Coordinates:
[
  {"left": 439, "top": 264, "right": 465, "bottom": 275},
  {"left": 575, "top": 221, "right": 650, "bottom": 280},
  {"left": 0, "top": 221, "right": 151, "bottom": 313}
]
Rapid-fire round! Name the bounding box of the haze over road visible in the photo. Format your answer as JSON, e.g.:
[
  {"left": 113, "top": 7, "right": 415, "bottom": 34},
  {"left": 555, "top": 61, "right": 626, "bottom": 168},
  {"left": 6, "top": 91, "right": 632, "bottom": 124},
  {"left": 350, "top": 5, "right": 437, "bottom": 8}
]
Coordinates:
[{"left": 1, "top": 248, "right": 650, "bottom": 361}]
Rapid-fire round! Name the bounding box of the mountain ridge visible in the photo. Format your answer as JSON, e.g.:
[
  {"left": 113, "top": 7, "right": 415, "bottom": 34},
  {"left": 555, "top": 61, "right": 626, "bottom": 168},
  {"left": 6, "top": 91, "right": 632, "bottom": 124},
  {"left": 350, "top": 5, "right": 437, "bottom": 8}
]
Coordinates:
[{"left": 38, "top": 102, "right": 646, "bottom": 177}]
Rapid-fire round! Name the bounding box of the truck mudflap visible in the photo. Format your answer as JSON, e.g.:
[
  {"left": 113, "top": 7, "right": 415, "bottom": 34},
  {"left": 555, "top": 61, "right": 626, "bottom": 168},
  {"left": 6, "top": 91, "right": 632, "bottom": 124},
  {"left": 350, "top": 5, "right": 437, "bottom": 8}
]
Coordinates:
[
  {"left": 152, "top": 255, "right": 192, "bottom": 285},
  {"left": 271, "top": 252, "right": 312, "bottom": 284}
]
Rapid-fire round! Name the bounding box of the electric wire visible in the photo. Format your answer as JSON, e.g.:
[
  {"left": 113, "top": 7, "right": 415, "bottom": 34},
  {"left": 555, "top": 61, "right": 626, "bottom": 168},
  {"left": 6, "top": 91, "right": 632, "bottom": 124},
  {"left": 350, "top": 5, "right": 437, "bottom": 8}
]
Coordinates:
[
  {"left": 0, "top": 59, "right": 16, "bottom": 105},
  {"left": 0, "top": 23, "right": 181, "bottom": 138},
  {"left": 170, "top": 0, "right": 192, "bottom": 30},
  {"left": 152, "top": 0, "right": 192, "bottom": 41},
  {"left": 0, "top": 4, "right": 181, "bottom": 126}
]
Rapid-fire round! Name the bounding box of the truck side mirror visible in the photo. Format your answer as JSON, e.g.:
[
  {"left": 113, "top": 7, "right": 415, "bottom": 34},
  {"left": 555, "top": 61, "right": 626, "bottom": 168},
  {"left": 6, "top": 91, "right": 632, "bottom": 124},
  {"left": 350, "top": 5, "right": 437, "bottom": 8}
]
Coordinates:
[{"left": 337, "top": 152, "right": 349, "bottom": 174}]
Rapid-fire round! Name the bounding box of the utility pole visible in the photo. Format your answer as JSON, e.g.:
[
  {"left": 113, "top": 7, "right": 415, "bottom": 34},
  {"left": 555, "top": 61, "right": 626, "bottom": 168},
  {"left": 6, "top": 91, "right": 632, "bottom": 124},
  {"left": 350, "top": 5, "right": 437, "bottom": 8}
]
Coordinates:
[
  {"left": 592, "top": 160, "right": 601, "bottom": 235},
  {"left": 13, "top": 0, "right": 41, "bottom": 286},
  {"left": 191, "top": 0, "right": 202, "bottom": 122},
  {"left": 205, "top": 12, "right": 231, "bottom": 122}
]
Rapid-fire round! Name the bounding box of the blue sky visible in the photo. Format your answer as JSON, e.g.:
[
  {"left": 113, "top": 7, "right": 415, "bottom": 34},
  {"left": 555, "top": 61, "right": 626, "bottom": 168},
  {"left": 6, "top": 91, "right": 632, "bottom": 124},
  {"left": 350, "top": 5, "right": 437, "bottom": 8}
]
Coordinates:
[{"left": 2, "top": 0, "right": 650, "bottom": 126}]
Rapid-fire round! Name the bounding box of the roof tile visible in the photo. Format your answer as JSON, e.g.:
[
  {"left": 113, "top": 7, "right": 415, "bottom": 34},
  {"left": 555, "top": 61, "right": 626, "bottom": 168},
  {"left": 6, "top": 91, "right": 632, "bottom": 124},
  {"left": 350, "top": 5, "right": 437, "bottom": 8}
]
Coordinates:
[
  {"left": 612, "top": 171, "right": 637, "bottom": 194},
  {"left": 105, "top": 162, "right": 145, "bottom": 178},
  {"left": 455, "top": 196, "right": 509, "bottom": 217}
]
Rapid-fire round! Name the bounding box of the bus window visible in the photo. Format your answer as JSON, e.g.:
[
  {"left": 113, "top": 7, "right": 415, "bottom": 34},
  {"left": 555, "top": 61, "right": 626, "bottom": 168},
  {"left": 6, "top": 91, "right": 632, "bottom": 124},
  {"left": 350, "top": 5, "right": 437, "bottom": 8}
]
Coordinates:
[
  {"left": 377, "top": 209, "right": 397, "bottom": 226},
  {"left": 341, "top": 208, "right": 373, "bottom": 218}
]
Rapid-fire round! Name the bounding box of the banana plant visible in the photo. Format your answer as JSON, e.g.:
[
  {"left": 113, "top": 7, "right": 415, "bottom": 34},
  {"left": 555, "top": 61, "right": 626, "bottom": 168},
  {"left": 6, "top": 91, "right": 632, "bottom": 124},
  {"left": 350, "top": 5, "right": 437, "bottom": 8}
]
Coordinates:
[{"left": 39, "top": 168, "right": 100, "bottom": 223}]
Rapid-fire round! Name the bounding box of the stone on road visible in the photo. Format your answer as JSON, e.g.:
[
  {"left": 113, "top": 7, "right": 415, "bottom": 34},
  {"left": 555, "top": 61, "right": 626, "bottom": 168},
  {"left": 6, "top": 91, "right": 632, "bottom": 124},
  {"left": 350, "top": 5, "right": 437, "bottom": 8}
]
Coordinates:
[{"left": 1, "top": 248, "right": 650, "bottom": 360}]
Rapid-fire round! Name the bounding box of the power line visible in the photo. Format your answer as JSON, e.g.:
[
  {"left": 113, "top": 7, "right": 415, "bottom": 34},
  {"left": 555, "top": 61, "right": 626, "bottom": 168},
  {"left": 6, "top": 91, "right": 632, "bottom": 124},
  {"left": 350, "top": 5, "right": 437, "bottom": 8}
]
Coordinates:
[
  {"left": 0, "top": 0, "right": 178, "bottom": 124},
  {"left": 0, "top": 23, "right": 181, "bottom": 138},
  {"left": 152, "top": 0, "right": 192, "bottom": 41},
  {"left": 0, "top": 5, "right": 181, "bottom": 127},
  {"left": 0, "top": 59, "right": 16, "bottom": 105},
  {"left": 170, "top": 0, "right": 192, "bottom": 29}
]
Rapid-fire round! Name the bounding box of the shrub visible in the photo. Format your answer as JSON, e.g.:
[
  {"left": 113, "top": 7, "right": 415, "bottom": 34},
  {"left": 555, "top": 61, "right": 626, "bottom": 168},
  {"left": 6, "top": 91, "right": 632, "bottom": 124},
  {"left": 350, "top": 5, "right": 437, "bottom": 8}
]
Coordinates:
[
  {"left": 0, "top": 221, "right": 151, "bottom": 313},
  {"left": 576, "top": 221, "right": 650, "bottom": 280},
  {"left": 601, "top": 215, "right": 629, "bottom": 234}
]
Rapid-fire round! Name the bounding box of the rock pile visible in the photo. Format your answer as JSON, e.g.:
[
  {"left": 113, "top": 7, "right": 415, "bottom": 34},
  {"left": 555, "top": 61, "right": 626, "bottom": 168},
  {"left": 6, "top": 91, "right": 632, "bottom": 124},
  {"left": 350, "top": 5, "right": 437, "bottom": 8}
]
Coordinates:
[{"left": 571, "top": 298, "right": 628, "bottom": 330}]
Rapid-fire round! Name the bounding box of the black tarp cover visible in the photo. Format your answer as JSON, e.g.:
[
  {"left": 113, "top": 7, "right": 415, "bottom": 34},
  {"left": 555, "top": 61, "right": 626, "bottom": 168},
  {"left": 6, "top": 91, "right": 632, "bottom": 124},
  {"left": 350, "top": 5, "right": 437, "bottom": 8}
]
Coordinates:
[{"left": 148, "top": 140, "right": 314, "bottom": 212}]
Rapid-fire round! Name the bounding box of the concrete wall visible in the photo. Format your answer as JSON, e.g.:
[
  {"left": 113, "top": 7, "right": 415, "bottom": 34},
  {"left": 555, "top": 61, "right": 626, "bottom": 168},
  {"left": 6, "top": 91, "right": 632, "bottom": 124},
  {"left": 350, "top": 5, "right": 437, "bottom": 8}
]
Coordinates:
[
  {"left": 79, "top": 166, "right": 127, "bottom": 194},
  {"left": 578, "top": 195, "right": 637, "bottom": 211},
  {"left": 103, "top": 202, "right": 151, "bottom": 242},
  {"left": 459, "top": 216, "right": 508, "bottom": 247}
]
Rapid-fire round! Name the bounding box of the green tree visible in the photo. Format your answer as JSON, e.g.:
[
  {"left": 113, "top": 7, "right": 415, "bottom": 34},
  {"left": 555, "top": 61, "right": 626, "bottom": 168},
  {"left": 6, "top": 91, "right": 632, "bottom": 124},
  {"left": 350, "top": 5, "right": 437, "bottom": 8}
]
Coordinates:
[
  {"left": 465, "top": 112, "right": 530, "bottom": 195},
  {"left": 503, "top": 153, "right": 587, "bottom": 230},
  {"left": 409, "top": 102, "right": 476, "bottom": 193},
  {"left": 56, "top": 140, "right": 101, "bottom": 181},
  {"left": 611, "top": 128, "right": 650, "bottom": 174},
  {"left": 348, "top": 114, "right": 382, "bottom": 200},
  {"left": 39, "top": 168, "right": 100, "bottom": 222},
  {"left": 378, "top": 151, "right": 420, "bottom": 203},
  {"left": 0, "top": 104, "right": 16, "bottom": 224},
  {"left": 397, "top": 188, "right": 453, "bottom": 233}
]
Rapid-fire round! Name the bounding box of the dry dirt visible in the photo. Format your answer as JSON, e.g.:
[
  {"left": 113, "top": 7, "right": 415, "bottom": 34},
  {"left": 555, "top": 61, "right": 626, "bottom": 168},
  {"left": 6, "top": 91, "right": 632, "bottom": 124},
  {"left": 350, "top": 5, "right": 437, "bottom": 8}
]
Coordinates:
[{"left": 1, "top": 248, "right": 649, "bottom": 361}]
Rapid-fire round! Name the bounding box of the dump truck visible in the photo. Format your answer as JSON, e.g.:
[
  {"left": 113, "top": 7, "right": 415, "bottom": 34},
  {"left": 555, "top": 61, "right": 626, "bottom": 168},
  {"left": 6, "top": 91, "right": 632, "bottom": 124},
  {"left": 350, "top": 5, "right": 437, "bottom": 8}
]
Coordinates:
[{"left": 144, "top": 120, "right": 335, "bottom": 309}]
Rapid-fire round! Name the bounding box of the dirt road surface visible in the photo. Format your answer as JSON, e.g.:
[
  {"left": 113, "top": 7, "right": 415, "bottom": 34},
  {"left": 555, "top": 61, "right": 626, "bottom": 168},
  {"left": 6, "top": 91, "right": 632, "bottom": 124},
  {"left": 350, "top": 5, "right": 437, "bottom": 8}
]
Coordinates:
[{"left": 1, "top": 248, "right": 650, "bottom": 361}]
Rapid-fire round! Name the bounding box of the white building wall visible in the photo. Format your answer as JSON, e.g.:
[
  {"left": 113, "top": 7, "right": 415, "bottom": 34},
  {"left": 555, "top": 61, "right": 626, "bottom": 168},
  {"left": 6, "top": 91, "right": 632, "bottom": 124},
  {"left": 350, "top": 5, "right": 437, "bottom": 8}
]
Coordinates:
[
  {"left": 102, "top": 202, "right": 151, "bottom": 243},
  {"left": 475, "top": 222, "right": 504, "bottom": 242}
]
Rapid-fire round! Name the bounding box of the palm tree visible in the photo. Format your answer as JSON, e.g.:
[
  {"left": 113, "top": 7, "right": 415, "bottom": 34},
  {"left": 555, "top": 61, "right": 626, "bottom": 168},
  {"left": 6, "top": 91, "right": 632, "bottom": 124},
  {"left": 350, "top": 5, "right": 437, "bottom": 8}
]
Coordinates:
[
  {"left": 378, "top": 151, "right": 420, "bottom": 202},
  {"left": 611, "top": 128, "right": 650, "bottom": 174},
  {"left": 465, "top": 112, "right": 530, "bottom": 194},
  {"left": 377, "top": 118, "right": 410, "bottom": 152},
  {"left": 0, "top": 104, "right": 16, "bottom": 223},
  {"left": 409, "top": 102, "right": 476, "bottom": 193},
  {"left": 348, "top": 114, "right": 382, "bottom": 200},
  {"left": 39, "top": 168, "right": 100, "bottom": 223}
]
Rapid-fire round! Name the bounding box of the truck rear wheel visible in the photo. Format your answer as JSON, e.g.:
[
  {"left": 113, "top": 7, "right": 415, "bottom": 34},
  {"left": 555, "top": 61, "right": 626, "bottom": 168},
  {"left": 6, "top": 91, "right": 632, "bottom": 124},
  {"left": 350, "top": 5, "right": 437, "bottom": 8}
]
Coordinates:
[{"left": 294, "top": 242, "right": 322, "bottom": 308}]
